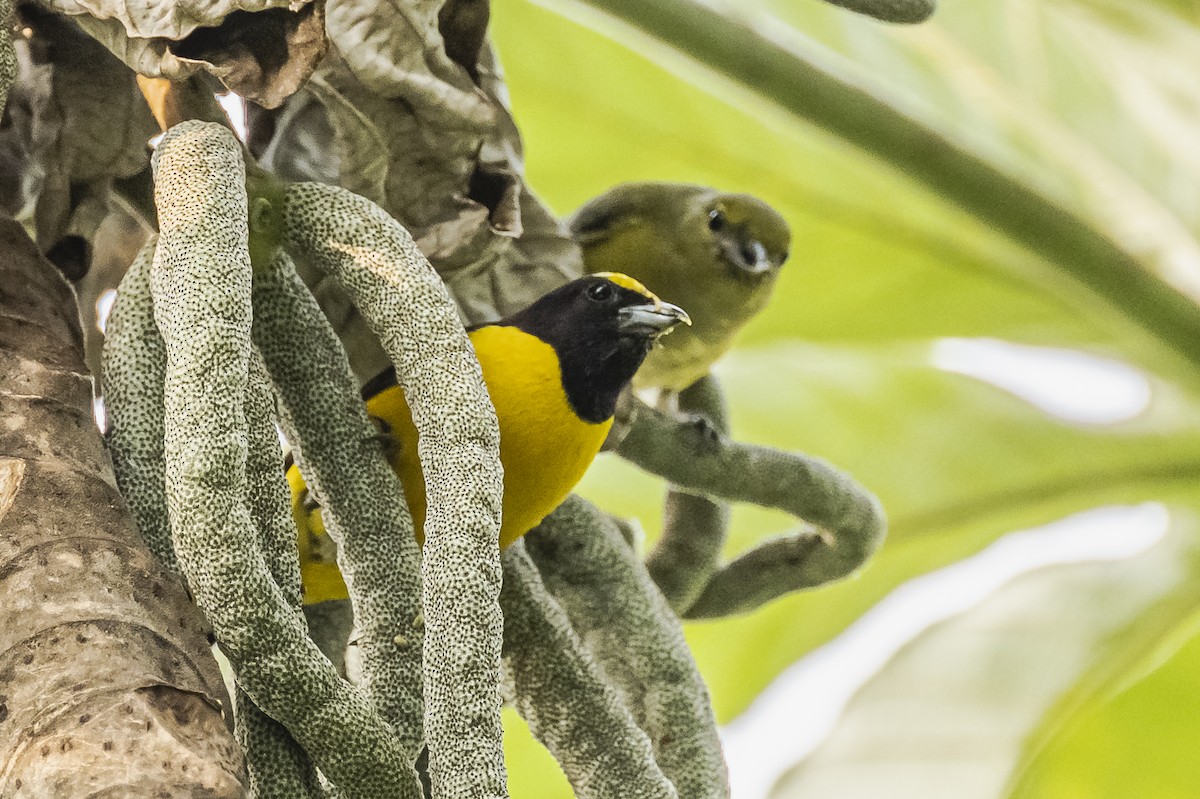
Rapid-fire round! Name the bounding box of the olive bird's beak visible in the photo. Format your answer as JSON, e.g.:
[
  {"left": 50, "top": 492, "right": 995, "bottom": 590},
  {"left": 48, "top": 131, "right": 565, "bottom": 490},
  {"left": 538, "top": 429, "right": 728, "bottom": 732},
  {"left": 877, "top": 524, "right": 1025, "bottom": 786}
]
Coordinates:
[
  {"left": 618, "top": 301, "right": 692, "bottom": 338},
  {"left": 743, "top": 240, "right": 771, "bottom": 274},
  {"left": 719, "top": 235, "right": 772, "bottom": 277}
]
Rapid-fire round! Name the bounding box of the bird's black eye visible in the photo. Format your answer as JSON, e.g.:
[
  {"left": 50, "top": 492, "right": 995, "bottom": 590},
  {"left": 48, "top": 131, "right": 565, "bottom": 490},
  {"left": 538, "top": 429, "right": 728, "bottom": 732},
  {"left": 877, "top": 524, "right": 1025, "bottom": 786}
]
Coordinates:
[
  {"left": 708, "top": 209, "right": 726, "bottom": 232},
  {"left": 587, "top": 281, "right": 615, "bottom": 303}
]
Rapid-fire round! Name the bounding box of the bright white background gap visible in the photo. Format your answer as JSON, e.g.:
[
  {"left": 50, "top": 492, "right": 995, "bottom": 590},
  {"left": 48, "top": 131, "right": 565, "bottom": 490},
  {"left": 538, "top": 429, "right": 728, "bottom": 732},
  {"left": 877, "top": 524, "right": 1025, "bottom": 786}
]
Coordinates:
[
  {"left": 932, "top": 338, "right": 1151, "bottom": 424},
  {"left": 217, "top": 93, "right": 249, "bottom": 141},
  {"left": 720, "top": 504, "right": 1169, "bottom": 799}
]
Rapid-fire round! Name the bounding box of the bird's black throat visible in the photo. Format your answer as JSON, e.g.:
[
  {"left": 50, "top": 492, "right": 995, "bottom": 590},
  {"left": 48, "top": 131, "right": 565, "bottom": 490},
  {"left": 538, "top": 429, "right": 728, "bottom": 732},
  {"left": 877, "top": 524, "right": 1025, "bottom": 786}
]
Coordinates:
[
  {"left": 551, "top": 335, "right": 652, "bottom": 424},
  {"left": 503, "top": 278, "right": 661, "bottom": 425}
]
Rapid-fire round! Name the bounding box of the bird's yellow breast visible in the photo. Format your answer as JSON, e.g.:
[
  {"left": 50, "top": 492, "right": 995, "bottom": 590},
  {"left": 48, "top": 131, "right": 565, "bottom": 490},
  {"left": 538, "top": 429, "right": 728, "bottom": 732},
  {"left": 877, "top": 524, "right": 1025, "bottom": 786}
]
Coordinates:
[{"left": 289, "top": 325, "right": 612, "bottom": 604}]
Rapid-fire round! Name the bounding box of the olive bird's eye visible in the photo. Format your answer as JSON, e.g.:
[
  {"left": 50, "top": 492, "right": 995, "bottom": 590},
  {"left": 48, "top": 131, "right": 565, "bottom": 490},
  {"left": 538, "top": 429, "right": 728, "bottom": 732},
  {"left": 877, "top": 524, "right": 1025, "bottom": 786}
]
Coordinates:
[
  {"left": 587, "top": 281, "right": 615, "bottom": 302},
  {"left": 708, "top": 209, "right": 726, "bottom": 232}
]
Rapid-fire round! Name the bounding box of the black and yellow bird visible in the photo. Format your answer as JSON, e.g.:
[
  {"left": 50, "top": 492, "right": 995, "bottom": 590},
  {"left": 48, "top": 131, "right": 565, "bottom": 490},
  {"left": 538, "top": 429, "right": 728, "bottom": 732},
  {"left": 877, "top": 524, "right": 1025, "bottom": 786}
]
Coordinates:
[
  {"left": 288, "top": 272, "right": 691, "bottom": 604},
  {"left": 570, "top": 182, "right": 791, "bottom": 392}
]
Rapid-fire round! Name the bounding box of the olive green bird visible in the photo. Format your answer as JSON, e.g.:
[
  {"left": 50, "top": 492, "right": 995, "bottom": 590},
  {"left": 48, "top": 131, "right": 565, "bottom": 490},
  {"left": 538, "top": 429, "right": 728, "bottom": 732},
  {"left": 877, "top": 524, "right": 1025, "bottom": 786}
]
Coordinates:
[{"left": 570, "top": 182, "right": 791, "bottom": 392}]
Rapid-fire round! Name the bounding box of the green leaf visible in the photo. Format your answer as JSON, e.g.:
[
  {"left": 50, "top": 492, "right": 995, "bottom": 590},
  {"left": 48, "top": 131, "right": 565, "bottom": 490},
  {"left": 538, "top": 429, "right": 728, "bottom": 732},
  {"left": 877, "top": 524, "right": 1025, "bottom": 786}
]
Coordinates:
[
  {"left": 581, "top": 344, "right": 1200, "bottom": 719},
  {"left": 1010, "top": 604, "right": 1200, "bottom": 798},
  {"left": 769, "top": 507, "right": 1200, "bottom": 798},
  {"left": 488, "top": 0, "right": 1200, "bottom": 794},
  {"left": 495, "top": 0, "right": 1200, "bottom": 376}
]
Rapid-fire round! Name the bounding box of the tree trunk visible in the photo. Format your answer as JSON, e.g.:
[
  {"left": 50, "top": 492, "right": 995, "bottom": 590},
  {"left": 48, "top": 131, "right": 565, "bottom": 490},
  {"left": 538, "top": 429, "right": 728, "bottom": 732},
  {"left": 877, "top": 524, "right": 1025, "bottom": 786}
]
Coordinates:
[{"left": 0, "top": 218, "right": 246, "bottom": 797}]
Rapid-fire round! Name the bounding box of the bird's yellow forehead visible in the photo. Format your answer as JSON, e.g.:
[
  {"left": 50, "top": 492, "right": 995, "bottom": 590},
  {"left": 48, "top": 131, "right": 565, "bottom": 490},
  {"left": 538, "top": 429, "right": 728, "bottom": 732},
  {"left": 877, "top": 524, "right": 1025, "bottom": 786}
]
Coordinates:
[{"left": 593, "top": 271, "right": 661, "bottom": 306}]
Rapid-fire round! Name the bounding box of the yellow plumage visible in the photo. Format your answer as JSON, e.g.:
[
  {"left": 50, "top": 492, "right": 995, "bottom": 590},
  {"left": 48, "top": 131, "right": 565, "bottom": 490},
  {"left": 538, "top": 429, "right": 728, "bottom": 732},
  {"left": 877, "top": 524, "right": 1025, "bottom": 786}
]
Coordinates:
[
  {"left": 373, "top": 325, "right": 615, "bottom": 548},
  {"left": 289, "top": 326, "right": 611, "bottom": 605},
  {"left": 288, "top": 273, "right": 689, "bottom": 606},
  {"left": 285, "top": 271, "right": 691, "bottom": 599}
]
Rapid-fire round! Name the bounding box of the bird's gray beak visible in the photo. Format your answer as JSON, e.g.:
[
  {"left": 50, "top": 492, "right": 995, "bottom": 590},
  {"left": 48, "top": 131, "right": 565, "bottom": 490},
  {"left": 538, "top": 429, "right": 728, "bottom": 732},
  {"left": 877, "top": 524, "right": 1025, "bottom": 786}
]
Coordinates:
[
  {"left": 719, "top": 235, "right": 773, "bottom": 277},
  {"left": 618, "top": 301, "right": 692, "bottom": 338},
  {"left": 743, "top": 240, "right": 771, "bottom": 275}
]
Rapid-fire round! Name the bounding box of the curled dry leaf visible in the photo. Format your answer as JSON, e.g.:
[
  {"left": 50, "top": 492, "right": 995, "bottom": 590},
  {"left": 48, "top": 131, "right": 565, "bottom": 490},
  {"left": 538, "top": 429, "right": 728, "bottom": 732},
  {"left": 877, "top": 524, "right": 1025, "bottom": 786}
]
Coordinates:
[
  {"left": 5, "top": 7, "right": 157, "bottom": 250},
  {"left": 170, "top": 4, "right": 328, "bottom": 109},
  {"left": 324, "top": 0, "right": 493, "bottom": 126},
  {"left": 0, "top": 7, "right": 163, "bottom": 384},
  {"left": 255, "top": 38, "right": 581, "bottom": 376},
  {"left": 300, "top": 76, "right": 387, "bottom": 205},
  {"left": 48, "top": 0, "right": 326, "bottom": 107},
  {"left": 438, "top": 0, "right": 490, "bottom": 82}
]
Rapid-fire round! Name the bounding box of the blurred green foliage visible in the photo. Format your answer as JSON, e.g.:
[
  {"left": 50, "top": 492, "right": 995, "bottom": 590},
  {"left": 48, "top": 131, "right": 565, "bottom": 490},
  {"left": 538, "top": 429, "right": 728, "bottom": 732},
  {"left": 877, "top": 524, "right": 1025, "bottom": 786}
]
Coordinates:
[
  {"left": 490, "top": 0, "right": 1200, "bottom": 796},
  {"left": 1016, "top": 609, "right": 1200, "bottom": 799}
]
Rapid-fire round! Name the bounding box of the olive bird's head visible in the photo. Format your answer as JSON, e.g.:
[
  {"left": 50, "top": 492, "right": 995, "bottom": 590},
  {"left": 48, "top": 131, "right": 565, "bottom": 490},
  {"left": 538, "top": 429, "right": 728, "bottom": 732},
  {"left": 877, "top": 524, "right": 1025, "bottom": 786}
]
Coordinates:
[{"left": 704, "top": 193, "right": 791, "bottom": 282}]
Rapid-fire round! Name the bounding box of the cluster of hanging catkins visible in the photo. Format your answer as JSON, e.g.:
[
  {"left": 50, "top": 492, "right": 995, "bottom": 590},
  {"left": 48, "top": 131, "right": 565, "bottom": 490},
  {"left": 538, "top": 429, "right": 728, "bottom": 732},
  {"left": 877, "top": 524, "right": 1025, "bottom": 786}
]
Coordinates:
[{"left": 93, "top": 117, "right": 887, "bottom": 799}]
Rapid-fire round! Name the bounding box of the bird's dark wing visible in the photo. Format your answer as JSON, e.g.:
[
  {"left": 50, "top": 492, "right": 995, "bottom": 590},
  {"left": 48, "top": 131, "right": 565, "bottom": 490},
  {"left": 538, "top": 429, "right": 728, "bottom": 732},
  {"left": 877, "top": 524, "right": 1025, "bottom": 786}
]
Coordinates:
[
  {"left": 568, "top": 192, "right": 639, "bottom": 248},
  {"left": 360, "top": 365, "right": 399, "bottom": 401}
]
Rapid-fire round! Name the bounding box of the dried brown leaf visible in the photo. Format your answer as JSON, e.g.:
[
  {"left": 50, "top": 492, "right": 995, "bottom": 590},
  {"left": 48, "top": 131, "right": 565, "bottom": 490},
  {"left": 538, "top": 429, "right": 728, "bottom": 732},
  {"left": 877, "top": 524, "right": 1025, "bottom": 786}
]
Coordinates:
[
  {"left": 171, "top": 4, "right": 328, "bottom": 108},
  {"left": 303, "top": 74, "right": 388, "bottom": 205},
  {"left": 438, "top": 0, "right": 489, "bottom": 81},
  {"left": 10, "top": 7, "right": 157, "bottom": 253},
  {"left": 27, "top": 11, "right": 156, "bottom": 183},
  {"left": 324, "top": 0, "right": 493, "bottom": 127},
  {"left": 260, "top": 45, "right": 580, "bottom": 334},
  {"left": 246, "top": 6, "right": 581, "bottom": 383},
  {"left": 54, "top": 0, "right": 326, "bottom": 107},
  {"left": 51, "top": 0, "right": 300, "bottom": 42}
]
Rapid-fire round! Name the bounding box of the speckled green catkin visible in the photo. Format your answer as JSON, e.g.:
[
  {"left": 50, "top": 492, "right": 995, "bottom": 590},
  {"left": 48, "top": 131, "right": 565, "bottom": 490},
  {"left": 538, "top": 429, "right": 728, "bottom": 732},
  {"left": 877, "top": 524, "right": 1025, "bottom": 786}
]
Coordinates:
[
  {"left": 236, "top": 686, "right": 323, "bottom": 799},
  {"left": 149, "top": 120, "right": 413, "bottom": 799},
  {"left": 245, "top": 351, "right": 305, "bottom": 611},
  {"left": 240, "top": 352, "right": 322, "bottom": 798},
  {"left": 102, "top": 236, "right": 174, "bottom": 571},
  {"left": 500, "top": 543, "right": 677, "bottom": 799},
  {"left": 251, "top": 250, "right": 426, "bottom": 766},
  {"left": 527, "top": 496, "right": 730, "bottom": 799},
  {"left": 282, "top": 181, "right": 506, "bottom": 799}
]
